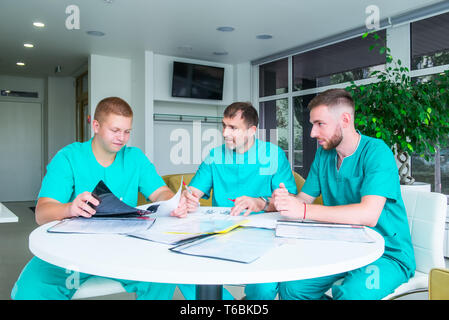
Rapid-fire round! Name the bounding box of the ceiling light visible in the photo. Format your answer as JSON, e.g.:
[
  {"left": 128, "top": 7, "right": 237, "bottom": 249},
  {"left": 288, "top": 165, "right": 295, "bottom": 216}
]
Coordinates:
[
  {"left": 217, "top": 26, "right": 235, "bottom": 32},
  {"left": 33, "top": 22, "right": 45, "bottom": 28},
  {"left": 16, "top": 62, "right": 26, "bottom": 66},
  {"left": 24, "top": 43, "right": 34, "bottom": 48},
  {"left": 86, "top": 30, "right": 105, "bottom": 37},
  {"left": 256, "top": 34, "right": 273, "bottom": 40},
  {"left": 178, "top": 45, "right": 193, "bottom": 51}
]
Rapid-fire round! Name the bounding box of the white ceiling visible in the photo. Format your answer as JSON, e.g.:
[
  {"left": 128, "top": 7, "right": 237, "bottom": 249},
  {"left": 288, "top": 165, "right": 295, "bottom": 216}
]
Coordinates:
[{"left": 0, "top": 0, "right": 445, "bottom": 77}]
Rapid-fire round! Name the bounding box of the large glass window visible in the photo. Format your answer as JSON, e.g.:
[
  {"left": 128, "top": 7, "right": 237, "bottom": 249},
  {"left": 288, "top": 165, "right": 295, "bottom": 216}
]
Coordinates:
[
  {"left": 259, "top": 58, "right": 288, "bottom": 97},
  {"left": 292, "top": 30, "right": 386, "bottom": 90},
  {"left": 259, "top": 99, "right": 289, "bottom": 158},
  {"left": 411, "top": 11, "right": 449, "bottom": 70}
]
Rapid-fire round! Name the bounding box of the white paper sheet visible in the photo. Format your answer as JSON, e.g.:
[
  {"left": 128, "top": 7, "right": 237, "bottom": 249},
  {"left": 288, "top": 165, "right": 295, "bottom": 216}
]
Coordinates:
[
  {"left": 47, "top": 217, "right": 155, "bottom": 235},
  {"left": 126, "top": 212, "right": 247, "bottom": 245},
  {"left": 136, "top": 177, "right": 183, "bottom": 217}
]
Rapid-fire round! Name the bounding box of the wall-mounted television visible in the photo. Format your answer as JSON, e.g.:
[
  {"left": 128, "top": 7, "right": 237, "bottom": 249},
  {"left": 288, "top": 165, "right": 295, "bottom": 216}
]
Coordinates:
[{"left": 171, "top": 61, "right": 224, "bottom": 100}]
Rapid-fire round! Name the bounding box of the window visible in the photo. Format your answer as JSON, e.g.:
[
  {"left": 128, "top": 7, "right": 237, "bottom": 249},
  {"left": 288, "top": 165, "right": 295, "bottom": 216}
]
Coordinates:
[
  {"left": 293, "top": 30, "right": 386, "bottom": 90},
  {"left": 259, "top": 58, "right": 288, "bottom": 97},
  {"left": 411, "top": 11, "right": 449, "bottom": 70},
  {"left": 257, "top": 31, "right": 386, "bottom": 178}
]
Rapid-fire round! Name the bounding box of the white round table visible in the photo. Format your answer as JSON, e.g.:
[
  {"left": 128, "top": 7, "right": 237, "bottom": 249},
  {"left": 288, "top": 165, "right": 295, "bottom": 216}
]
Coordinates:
[{"left": 29, "top": 222, "right": 384, "bottom": 299}]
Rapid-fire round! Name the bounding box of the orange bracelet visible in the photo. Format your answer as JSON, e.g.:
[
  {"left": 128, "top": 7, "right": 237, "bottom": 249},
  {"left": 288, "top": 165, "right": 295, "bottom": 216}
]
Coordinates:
[{"left": 303, "top": 203, "right": 306, "bottom": 220}]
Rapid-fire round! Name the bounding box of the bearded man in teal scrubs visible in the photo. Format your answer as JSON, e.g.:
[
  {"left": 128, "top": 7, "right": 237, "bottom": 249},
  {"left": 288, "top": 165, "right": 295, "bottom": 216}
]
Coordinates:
[
  {"left": 12, "top": 97, "right": 177, "bottom": 300},
  {"left": 273, "top": 88, "right": 416, "bottom": 300},
  {"left": 173, "top": 102, "right": 298, "bottom": 300}
]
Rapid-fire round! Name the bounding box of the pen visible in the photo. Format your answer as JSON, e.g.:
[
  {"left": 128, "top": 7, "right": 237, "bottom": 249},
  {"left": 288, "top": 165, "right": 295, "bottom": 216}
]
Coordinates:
[{"left": 183, "top": 181, "right": 192, "bottom": 194}]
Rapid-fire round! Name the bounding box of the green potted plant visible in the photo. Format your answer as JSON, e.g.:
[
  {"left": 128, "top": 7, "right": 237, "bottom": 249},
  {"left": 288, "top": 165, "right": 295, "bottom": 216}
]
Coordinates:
[{"left": 346, "top": 32, "right": 449, "bottom": 185}]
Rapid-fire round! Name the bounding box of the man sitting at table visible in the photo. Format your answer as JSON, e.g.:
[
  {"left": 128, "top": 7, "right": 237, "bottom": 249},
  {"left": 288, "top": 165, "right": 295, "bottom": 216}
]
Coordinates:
[
  {"left": 11, "top": 97, "right": 177, "bottom": 300},
  {"left": 172, "top": 101, "right": 298, "bottom": 300},
  {"left": 272, "top": 88, "right": 416, "bottom": 300}
]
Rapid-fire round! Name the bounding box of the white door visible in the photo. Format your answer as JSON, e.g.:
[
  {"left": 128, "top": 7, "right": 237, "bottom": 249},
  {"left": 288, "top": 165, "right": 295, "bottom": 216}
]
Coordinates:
[{"left": 0, "top": 101, "right": 42, "bottom": 201}]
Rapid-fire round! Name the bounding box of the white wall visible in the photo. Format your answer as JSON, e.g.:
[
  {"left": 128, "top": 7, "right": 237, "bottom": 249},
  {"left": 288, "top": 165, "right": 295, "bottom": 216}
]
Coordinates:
[
  {"left": 88, "top": 54, "right": 132, "bottom": 139},
  {"left": 47, "top": 76, "right": 76, "bottom": 161},
  {"left": 151, "top": 54, "right": 242, "bottom": 175}
]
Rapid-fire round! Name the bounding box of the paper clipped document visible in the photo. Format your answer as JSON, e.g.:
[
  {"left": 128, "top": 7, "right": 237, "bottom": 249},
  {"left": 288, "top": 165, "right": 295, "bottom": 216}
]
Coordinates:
[
  {"left": 275, "top": 220, "right": 375, "bottom": 243},
  {"left": 135, "top": 177, "right": 183, "bottom": 217},
  {"left": 47, "top": 217, "right": 156, "bottom": 235},
  {"left": 170, "top": 227, "right": 279, "bottom": 263},
  {"left": 127, "top": 211, "right": 247, "bottom": 245}
]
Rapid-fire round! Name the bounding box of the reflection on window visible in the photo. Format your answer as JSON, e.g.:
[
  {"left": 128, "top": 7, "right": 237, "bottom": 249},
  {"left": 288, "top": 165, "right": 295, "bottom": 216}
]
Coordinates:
[
  {"left": 412, "top": 51, "right": 449, "bottom": 70},
  {"left": 293, "top": 30, "right": 386, "bottom": 91},
  {"left": 259, "top": 59, "right": 288, "bottom": 97},
  {"left": 411, "top": 11, "right": 449, "bottom": 70},
  {"left": 259, "top": 99, "right": 289, "bottom": 155}
]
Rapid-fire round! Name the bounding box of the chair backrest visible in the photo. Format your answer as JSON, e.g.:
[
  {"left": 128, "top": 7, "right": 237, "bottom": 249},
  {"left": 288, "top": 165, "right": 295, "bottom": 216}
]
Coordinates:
[
  {"left": 292, "top": 171, "right": 323, "bottom": 205},
  {"left": 429, "top": 268, "right": 449, "bottom": 299},
  {"left": 401, "top": 188, "right": 447, "bottom": 273}
]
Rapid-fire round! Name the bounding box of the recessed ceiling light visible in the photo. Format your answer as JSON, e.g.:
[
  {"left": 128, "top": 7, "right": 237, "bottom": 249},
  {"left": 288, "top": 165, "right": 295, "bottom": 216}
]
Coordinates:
[
  {"left": 86, "top": 30, "right": 105, "bottom": 37},
  {"left": 256, "top": 34, "right": 273, "bottom": 40},
  {"left": 24, "top": 43, "right": 34, "bottom": 48},
  {"left": 16, "top": 62, "right": 26, "bottom": 66},
  {"left": 178, "top": 45, "right": 193, "bottom": 51},
  {"left": 217, "top": 26, "right": 235, "bottom": 32},
  {"left": 213, "top": 51, "right": 228, "bottom": 56},
  {"left": 33, "top": 22, "right": 45, "bottom": 28}
]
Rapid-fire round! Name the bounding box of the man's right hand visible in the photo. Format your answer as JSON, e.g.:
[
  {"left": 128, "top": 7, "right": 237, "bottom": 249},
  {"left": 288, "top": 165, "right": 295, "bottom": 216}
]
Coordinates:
[
  {"left": 171, "top": 189, "right": 201, "bottom": 218},
  {"left": 68, "top": 191, "right": 100, "bottom": 218}
]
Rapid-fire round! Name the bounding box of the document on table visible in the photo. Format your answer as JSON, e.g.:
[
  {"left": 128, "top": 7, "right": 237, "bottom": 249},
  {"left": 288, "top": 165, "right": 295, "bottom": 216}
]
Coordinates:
[
  {"left": 135, "top": 178, "right": 183, "bottom": 217},
  {"left": 127, "top": 213, "right": 248, "bottom": 245},
  {"left": 275, "top": 221, "right": 375, "bottom": 243},
  {"left": 170, "top": 227, "right": 279, "bottom": 263},
  {"left": 47, "top": 217, "right": 156, "bottom": 235}
]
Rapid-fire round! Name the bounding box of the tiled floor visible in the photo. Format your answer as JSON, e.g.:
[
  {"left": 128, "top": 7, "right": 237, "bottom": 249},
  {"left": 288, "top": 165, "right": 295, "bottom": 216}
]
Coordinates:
[{"left": 0, "top": 201, "right": 447, "bottom": 300}]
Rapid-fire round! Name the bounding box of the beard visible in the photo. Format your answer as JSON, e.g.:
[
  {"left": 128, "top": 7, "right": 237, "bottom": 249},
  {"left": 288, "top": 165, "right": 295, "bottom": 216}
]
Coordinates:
[{"left": 322, "top": 127, "right": 343, "bottom": 150}]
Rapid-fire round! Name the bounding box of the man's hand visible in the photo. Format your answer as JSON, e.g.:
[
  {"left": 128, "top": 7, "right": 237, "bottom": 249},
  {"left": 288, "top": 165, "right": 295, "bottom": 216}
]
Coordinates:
[
  {"left": 229, "top": 196, "right": 266, "bottom": 217},
  {"left": 273, "top": 183, "right": 304, "bottom": 219},
  {"left": 68, "top": 191, "right": 100, "bottom": 218},
  {"left": 171, "top": 189, "right": 201, "bottom": 218}
]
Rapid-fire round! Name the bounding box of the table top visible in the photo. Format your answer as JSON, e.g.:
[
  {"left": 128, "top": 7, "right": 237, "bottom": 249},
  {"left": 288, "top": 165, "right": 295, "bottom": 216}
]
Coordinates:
[
  {"left": 0, "top": 202, "right": 19, "bottom": 223},
  {"left": 29, "top": 221, "right": 384, "bottom": 285}
]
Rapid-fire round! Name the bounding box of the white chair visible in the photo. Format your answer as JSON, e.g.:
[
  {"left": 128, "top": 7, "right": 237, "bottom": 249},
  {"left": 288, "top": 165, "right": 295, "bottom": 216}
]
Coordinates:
[
  {"left": 71, "top": 277, "right": 129, "bottom": 300},
  {"left": 383, "top": 188, "right": 447, "bottom": 299}
]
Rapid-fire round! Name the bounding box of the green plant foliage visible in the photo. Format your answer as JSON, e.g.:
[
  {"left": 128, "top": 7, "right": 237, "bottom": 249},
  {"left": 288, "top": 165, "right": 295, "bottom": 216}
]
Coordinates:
[{"left": 346, "top": 32, "right": 449, "bottom": 162}]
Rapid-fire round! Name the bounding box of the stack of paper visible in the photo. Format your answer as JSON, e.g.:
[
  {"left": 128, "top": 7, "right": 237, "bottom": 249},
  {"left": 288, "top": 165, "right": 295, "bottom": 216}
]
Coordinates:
[
  {"left": 47, "top": 217, "right": 155, "bottom": 235},
  {"left": 275, "top": 220, "right": 375, "bottom": 243}
]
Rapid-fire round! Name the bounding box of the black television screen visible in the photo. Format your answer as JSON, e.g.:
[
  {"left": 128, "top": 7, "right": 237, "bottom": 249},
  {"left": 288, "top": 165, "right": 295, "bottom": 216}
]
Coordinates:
[{"left": 172, "top": 61, "right": 224, "bottom": 100}]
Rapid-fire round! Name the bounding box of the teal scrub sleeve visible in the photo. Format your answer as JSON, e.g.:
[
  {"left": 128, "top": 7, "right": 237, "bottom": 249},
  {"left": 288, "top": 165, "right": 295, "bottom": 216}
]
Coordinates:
[
  {"left": 136, "top": 150, "right": 166, "bottom": 200},
  {"left": 38, "top": 150, "right": 75, "bottom": 203},
  {"left": 189, "top": 153, "right": 214, "bottom": 200},
  {"left": 271, "top": 147, "right": 298, "bottom": 195},
  {"left": 301, "top": 148, "right": 322, "bottom": 198},
  {"left": 359, "top": 141, "right": 400, "bottom": 202}
]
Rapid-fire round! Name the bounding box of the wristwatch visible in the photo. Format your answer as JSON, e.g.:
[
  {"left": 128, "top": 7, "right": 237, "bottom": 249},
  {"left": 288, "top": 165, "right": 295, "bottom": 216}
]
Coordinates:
[{"left": 259, "top": 196, "right": 269, "bottom": 211}]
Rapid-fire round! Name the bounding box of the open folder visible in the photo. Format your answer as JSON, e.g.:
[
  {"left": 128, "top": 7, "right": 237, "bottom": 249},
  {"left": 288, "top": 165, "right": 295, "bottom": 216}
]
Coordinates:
[{"left": 275, "top": 220, "right": 375, "bottom": 243}]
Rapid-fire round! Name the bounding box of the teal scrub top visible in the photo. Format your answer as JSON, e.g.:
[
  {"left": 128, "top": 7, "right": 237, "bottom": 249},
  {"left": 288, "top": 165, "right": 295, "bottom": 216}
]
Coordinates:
[
  {"left": 38, "top": 138, "right": 165, "bottom": 207},
  {"left": 302, "top": 134, "right": 416, "bottom": 276},
  {"left": 190, "top": 138, "right": 298, "bottom": 208}
]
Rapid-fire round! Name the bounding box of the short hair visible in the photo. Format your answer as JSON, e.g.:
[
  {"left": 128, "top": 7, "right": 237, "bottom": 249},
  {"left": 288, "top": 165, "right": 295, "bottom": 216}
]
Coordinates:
[
  {"left": 308, "top": 89, "right": 355, "bottom": 112},
  {"left": 223, "top": 102, "right": 259, "bottom": 127},
  {"left": 94, "top": 97, "right": 133, "bottom": 123}
]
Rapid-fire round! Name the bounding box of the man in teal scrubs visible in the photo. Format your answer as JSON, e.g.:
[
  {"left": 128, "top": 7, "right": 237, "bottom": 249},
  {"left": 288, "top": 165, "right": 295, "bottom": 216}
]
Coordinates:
[
  {"left": 173, "top": 102, "right": 298, "bottom": 299},
  {"left": 12, "top": 97, "right": 177, "bottom": 300},
  {"left": 273, "top": 89, "right": 416, "bottom": 300}
]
